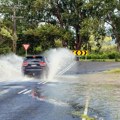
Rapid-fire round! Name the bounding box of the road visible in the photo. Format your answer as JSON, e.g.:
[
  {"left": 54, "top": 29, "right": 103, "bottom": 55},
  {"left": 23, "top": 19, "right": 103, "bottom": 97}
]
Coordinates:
[
  {"left": 0, "top": 81, "right": 80, "bottom": 120},
  {"left": 65, "top": 61, "right": 120, "bottom": 75},
  {"left": 0, "top": 61, "right": 120, "bottom": 120}
]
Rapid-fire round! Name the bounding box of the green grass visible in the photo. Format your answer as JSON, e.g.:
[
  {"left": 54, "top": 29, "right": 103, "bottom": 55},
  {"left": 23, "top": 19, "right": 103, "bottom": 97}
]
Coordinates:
[
  {"left": 80, "top": 59, "right": 120, "bottom": 62},
  {"left": 104, "top": 68, "right": 120, "bottom": 73},
  {"left": 71, "top": 111, "right": 95, "bottom": 120}
]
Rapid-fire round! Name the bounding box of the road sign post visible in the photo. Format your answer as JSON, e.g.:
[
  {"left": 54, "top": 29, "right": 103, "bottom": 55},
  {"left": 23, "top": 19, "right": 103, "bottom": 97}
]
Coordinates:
[
  {"left": 22, "top": 44, "right": 30, "bottom": 56},
  {"left": 25, "top": 49, "right": 27, "bottom": 56}
]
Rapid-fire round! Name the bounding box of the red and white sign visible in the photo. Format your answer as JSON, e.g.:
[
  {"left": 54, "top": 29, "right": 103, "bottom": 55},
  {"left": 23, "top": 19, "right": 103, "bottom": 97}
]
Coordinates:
[{"left": 22, "top": 44, "right": 30, "bottom": 50}]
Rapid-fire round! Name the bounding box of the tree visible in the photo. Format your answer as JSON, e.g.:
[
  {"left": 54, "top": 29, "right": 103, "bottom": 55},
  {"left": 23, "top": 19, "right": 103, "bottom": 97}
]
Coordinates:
[
  {"left": 17, "top": 23, "right": 73, "bottom": 54},
  {"left": 33, "top": 0, "right": 99, "bottom": 49},
  {"left": 90, "top": 0, "right": 120, "bottom": 51},
  {"left": 0, "top": 0, "right": 43, "bottom": 53},
  {"left": 1, "top": 0, "right": 120, "bottom": 54},
  {"left": 0, "top": 22, "right": 13, "bottom": 54}
]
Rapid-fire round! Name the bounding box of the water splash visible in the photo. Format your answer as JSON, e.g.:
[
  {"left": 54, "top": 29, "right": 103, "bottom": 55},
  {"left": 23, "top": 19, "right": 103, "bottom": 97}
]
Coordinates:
[
  {"left": 0, "top": 53, "right": 31, "bottom": 82},
  {"left": 0, "top": 48, "right": 75, "bottom": 82},
  {"left": 44, "top": 48, "right": 75, "bottom": 81}
]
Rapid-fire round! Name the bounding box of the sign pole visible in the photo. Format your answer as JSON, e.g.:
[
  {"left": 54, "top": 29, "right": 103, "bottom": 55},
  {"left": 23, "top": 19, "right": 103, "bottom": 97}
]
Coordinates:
[
  {"left": 22, "top": 44, "right": 30, "bottom": 56},
  {"left": 25, "top": 50, "right": 27, "bottom": 56}
]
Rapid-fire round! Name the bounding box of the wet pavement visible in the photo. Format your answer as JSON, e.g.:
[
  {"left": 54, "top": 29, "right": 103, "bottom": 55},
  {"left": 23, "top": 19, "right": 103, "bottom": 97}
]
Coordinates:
[{"left": 0, "top": 61, "right": 120, "bottom": 120}]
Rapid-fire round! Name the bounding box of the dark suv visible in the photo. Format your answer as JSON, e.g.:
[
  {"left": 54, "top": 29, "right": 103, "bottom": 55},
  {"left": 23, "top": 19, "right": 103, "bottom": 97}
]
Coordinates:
[{"left": 22, "top": 55, "right": 48, "bottom": 77}]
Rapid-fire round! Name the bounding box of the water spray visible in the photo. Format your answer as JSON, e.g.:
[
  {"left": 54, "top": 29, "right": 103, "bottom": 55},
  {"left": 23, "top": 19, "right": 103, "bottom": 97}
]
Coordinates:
[{"left": 44, "top": 48, "right": 75, "bottom": 81}]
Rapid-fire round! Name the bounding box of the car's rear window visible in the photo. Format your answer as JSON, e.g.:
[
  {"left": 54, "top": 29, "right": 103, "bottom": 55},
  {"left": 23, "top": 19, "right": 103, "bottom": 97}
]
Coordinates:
[{"left": 24, "top": 56, "right": 45, "bottom": 62}]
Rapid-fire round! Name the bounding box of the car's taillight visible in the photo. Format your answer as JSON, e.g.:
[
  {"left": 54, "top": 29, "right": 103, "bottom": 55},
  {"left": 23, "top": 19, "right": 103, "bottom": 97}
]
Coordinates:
[
  {"left": 39, "top": 62, "right": 46, "bottom": 67},
  {"left": 22, "top": 61, "right": 28, "bottom": 66}
]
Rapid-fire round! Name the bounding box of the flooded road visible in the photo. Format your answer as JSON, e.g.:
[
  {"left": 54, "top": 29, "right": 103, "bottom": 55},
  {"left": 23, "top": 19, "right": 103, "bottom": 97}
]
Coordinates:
[
  {"left": 0, "top": 51, "right": 120, "bottom": 120},
  {"left": 42, "top": 73, "right": 120, "bottom": 120},
  {"left": 0, "top": 71, "right": 120, "bottom": 120}
]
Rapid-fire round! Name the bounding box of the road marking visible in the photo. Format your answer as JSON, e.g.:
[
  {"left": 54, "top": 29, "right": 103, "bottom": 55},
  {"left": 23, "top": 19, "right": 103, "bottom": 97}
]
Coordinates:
[
  {"left": 42, "top": 81, "right": 48, "bottom": 84},
  {"left": 82, "top": 97, "right": 90, "bottom": 120},
  {"left": 57, "top": 61, "right": 76, "bottom": 75},
  {"left": 38, "top": 81, "right": 44, "bottom": 84},
  {"left": 38, "top": 81, "right": 48, "bottom": 85},
  {"left": 18, "top": 89, "right": 28, "bottom": 94},
  {"left": 0, "top": 89, "right": 9, "bottom": 95},
  {"left": 23, "top": 90, "right": 31, "bottom": 94}
]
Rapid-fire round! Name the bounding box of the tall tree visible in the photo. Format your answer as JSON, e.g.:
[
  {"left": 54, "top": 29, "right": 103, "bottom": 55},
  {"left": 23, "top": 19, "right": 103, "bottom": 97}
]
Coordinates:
[
  {"left": 34, "top": 0, "right": 93, "bottom": 49},
  {"left": 90, "top": 0, "right": 120, "bottom": 51}
]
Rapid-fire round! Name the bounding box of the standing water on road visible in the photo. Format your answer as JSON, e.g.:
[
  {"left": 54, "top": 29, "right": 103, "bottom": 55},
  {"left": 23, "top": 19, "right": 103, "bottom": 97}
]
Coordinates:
[
  {"left": 44, "top": 74, "right": 120, "bottom": 120},
  {"left": 0, "top": 50, "right": 120, "bottom": 120}
]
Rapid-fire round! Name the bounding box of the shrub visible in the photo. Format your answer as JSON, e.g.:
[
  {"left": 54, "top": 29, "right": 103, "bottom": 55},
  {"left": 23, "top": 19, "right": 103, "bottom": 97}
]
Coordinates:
[{"left": 85, "top": 51, "right": 120, "bottom": 59}]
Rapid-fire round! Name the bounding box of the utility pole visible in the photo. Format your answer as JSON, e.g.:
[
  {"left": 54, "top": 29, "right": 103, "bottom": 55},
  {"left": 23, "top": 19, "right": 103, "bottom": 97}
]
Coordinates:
[
  {"left": 12, "top": 6, "right": 17, "bottom": 53},
  {"left": 0, "top": 3, "right": 23, "bottom": 53},
  {"left": 12, "top": 5, "right": 23, "bottom": 53}
]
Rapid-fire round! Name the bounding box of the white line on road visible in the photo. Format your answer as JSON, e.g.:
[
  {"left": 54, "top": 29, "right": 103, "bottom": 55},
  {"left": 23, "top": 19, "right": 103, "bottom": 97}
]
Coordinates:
[
  {"left": 37, "top": 81, "right": 44, "bottom": 84},
  {"left": 38, "top": 81, "right": 48, "bottom": 85},
  {"left": 0, "top": 89, "right": 9, "bottom": 96},
  {"left": 23, "top": 90, "right": 32, "bottom": 94},
  {"left": 82, "top": 97, "right": 90, "bottom": 120},
  {"left": 18, "top": 89, "right": 28, "bottom": 94},
  {"left": 42, "top": 81, "right": 48, "bottom": 84},
  {"left": 57, "top": 61, "right": 76, "bottom": 75}
]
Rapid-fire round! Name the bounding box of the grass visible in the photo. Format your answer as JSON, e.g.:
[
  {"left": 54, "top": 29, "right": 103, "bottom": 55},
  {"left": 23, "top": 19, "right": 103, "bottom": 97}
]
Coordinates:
[
  {"left": 80, "top": 59, "right": 120, "bottom": 62},
  {"left": 103, "top": 68, "right": 120, "bottom": 73},
  {"left": 71, "top": 111, "right": 95, "bottom": 120}
]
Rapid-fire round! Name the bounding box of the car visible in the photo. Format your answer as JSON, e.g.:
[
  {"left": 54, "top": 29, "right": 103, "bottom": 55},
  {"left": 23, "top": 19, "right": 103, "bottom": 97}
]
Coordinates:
[{"left": 22, "top": 55, "right": 49, "bottom": 78}]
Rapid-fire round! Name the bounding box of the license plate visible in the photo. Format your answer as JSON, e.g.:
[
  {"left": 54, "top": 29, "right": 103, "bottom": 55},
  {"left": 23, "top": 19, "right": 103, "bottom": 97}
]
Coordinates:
[{"left": 31, "top": 64, "right": 37, "bottom": 67}]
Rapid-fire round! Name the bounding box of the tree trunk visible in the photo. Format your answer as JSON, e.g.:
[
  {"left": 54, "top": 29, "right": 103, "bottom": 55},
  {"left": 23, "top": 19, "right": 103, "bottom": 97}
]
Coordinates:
[
  {"left": 55, "top": 2, "right": 64, "bottom": 28},
  {"left": 74, "top": 26, "right": 82, "bottom": 61},
  {"left": 75, "top": 26, "right": 82, "bottom": 50},
  {"left": 117, "top": 41, "right": 120, "bottom": 52},
  {"left": 12, "top": 39, "right": 17, "bottom": 53},
  {"left": 116, "top": 35, "right": 120, "bottom": 52}
]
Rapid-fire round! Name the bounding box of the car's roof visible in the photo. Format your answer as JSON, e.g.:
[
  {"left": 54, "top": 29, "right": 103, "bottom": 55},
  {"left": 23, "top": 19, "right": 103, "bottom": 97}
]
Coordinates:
[
  {"left": 26, "top": 55, "right": 43, "bottom": 57},
  {"left": 24, "top": 55, "right": 45, "bottom": 60}
]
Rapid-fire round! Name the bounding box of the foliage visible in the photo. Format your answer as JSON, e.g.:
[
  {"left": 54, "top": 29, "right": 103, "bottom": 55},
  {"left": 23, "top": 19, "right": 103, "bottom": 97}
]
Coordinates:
[
  {"left": 88, "top": 35, "right": 116, "bottom": 53},
  {"left": 0, "top": 0, "right": 120, "bottom": 54},
  {"left": 104, "top": 68, "right": 120, "bottom": 73},
  {"left": 24, "top": 24, "right": 67, "bottom": 49},
  {"left": 33, "top": 0, "right": 106, "bottom": 49},
  {"left": 0, "top": 22, "right": 13, "bottom": 54},
  {"left": 86, "top": 51, "right": 120, "bottom": 59},
  {"left": 17, "top": 24, "right": 73, "bottom": 54}
]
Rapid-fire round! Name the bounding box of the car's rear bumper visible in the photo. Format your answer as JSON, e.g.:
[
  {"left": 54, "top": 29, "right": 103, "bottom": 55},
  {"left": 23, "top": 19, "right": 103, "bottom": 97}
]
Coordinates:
[{"left": 23, "top": 68, "right": 43, "bottom": 76}]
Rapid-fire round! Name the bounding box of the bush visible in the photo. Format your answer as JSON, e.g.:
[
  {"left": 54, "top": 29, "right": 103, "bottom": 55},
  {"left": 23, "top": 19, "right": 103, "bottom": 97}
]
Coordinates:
[
  {"left": 86, "top": 51, "right": 120, "bottom": 59},
  {"left": 0, "top": 47, "right": 11, "bottom": 54},
  {"left": 108, "top": 52, "right": 120, "bottom": 59},
  {"left": 108, "top": 52, "right": 116, "bottom": 59}
]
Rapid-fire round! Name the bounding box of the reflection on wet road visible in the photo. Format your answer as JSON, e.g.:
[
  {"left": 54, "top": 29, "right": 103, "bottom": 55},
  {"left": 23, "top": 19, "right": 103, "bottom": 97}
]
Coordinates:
[
  {"left": 0, "top": 61, "right": 120, "bottom": 120},
  {"left": 55, "top": 73, "right": 120, "bottom": 120}
]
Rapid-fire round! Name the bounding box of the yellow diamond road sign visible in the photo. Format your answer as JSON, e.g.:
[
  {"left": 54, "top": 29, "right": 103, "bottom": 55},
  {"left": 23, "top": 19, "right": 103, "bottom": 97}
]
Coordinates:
[
  {"left": 77, "top": 51, "right": 81, "bottom": 55},
  {"left": 73, "top": 50, "right": 88, "bottom": 56}
]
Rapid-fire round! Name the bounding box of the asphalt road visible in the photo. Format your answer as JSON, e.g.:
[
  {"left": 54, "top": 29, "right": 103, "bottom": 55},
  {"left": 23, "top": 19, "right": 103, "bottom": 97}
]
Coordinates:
[
  {"left": 0, "top": 81, "right": 80, "bottom": 120},
  {"left": 65, "top": 61, "right": 120, "bottom": 75},
  {"left": 0, "top": 61, "right": 120, "bottom": 120}
]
